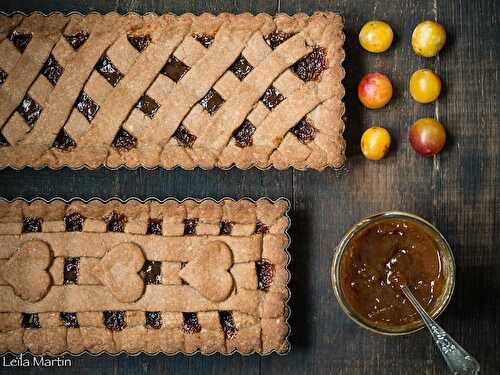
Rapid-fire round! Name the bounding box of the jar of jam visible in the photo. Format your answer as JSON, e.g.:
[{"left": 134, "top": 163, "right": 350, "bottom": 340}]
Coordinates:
[{"left": 331, "top": 212, "right": 455, "bottom": 335}]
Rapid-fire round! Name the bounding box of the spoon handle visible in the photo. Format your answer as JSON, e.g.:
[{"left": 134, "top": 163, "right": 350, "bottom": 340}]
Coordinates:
[{"left": 401, "top": 286, "right": 480, "bottom": 374}]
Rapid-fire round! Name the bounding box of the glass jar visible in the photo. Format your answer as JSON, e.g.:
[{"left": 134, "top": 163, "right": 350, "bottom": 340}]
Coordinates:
[{"left": 331, "top": 211, "right": 455, "bottom": 335}]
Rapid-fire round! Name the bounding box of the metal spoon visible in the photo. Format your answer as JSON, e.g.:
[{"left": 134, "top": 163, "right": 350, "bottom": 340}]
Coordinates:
[{"left": 401, "top": 285, "right": 480, "bottom": 374}]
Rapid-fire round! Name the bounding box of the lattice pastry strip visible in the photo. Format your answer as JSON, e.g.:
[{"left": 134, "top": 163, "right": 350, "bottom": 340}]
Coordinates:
[
  {"left": 0, "top": 12, "right": 345, "bottom": 170},
  {"left": 0, "top": 198, "right": 290, "bottom": 355}
]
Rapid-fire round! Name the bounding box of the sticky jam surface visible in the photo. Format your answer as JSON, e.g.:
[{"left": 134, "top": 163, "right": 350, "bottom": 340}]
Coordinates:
[{"left": 340, "top": 218, "right": 446, "bottom": 327}]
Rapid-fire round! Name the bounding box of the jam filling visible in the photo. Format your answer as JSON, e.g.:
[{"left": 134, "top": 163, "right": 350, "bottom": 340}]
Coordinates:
[
  {"left": 147, "top": 219, "right": 162, "bottom": 235},
  {"left": 199, "top": 89, "right": 224, "bottom": 115},
  {"left": 22, "top": 217, "right": 42, "bottom": 233},
  {"left": 193, "top": 34, "right": 214, "bottom": 48},
  {"left": 145, "top": 311, "right": 162, "bottom": 329},
  {"left": 264, "top": 31, "right": 295, "bottom": 49},
  {"left": 173, "top": 124, "right": 197, "bottom": 148},
  {"left": 64, "top": 257, "right": 80, "bottom": 285},
  {"left": 291, "top": 118, "right": 316, "bottom": 144},
  {"left": 233, "top": 120, "right": 256, "bottom": 148},
  {"left": 53, "top": 129, "right": 76, "bottom": 151},
  {"left": 219, "top": 311, "right": 238, "bottom": 340},
  {"left": 65, "top": 31, "right": 89, "bottom": 50},
  {"left": 255, "top": 220, "right": 269, "bottom": 234},
  {"left": 219, "top": 221, "right": 233, "bottom": 235},
  {"left": 103, "top": 311, "right": 126, "bottom": 331},
  {"left": 105, "top": 211, "right": 127, "bottom": 232},
  {"left": 161, "top": 56, "right": 190, "bottom": 82},
  {"left": 127, "top": 34, "right": 152, "bottom": 52},
  {"left": 182, "top": 312, "right": 201, "bottom": 334},
  {"left": 256, "top": 259, "right": 275, "bottom": 290},
  {"left": 41, "top": 54, "right": 64, "bottom": 86},
  {"left": 229, "top": 55, "right": 253, "bottom": 80},
  {"left": 96, "top": 56, "right": 123, "bottom": 87},
  {"left": 0, "top": 132, "right": 8, "bottom": 147},
  {"left": 22, "top": 313, "right": 40, "bottom": 329},
  {"left": 9, "top": 31, "right": 32, "bottom": 52},
  {"left": 136, "top": 94, "right": 160, "bottom": 118},
  {"left": 60, "top": 312, "right": 79, "bottom": 328},
  {"left": 293, "top": 47, "right": 327, "bottom": 82},
  {"left": 17, "top": 96, "right": 42, "bottom": 127},
  {"left": 184, "top": 218, "right": 198, "bottom": 235},
  {"left": 0, "top": 68, "right": 8, "bottom": 85},
  {"left": 64, "top": 212, "right": 85, "bottom": 232},
  {"left": 112, "top": 128, "right": 137, "bottom": 151},
  {"left": 75, "top": 91, "right": 100, "bottom": 122},
  {"left": 141, "top": 260, "right": 162, "bottom": 285},
  {"left": 261, "top": 86, "right": 285, "bottom": 110}
]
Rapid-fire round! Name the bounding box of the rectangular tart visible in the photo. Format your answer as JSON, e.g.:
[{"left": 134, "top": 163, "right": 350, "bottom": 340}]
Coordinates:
[
  {"left": 0, "top": 12, "right": 345, "bottom": 170},
  {"left": 0, "top": 198, "right": 290, "bottom": 355}
]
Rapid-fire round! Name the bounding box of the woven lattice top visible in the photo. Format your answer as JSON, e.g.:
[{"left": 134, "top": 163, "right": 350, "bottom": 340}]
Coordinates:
[
  {"left": 0, "top": 198, "right": 290, "bottom": 355},
  {"left": 0, "top": 12, "right": 345, "bottom": 170}
]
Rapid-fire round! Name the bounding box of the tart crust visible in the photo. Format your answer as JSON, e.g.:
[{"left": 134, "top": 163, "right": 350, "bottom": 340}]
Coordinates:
[
  {"left": 0, "top": 12, "right": 345, "bottom": 170},
  {"left": 0, "top": 198, "right": 290, "bottom": 355}
]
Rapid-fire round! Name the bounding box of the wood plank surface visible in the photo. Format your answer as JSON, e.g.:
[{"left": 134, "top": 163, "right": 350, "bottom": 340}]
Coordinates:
[{"left": 0, "top": 0, "right": 498, "bottom": 374}]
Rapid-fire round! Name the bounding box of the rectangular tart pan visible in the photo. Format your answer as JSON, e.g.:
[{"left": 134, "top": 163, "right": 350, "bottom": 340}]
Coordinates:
[
  {"left": 0, "top": 197, "right": 291, "bottom": 356},
  {"left": 0, "top": 11, "right": 345, "bottom": 171}
]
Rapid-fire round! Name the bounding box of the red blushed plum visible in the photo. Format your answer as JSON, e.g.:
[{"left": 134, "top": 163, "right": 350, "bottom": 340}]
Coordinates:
[
  {"left": 358, "top": 72, "right": 393, "bottom": 109},
  {"left": 409, "top": 118, "right": 446, "bottom": 157}
]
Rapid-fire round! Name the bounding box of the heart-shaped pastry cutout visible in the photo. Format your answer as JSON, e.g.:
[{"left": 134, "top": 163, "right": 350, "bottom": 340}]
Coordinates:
[
  {"left": 1, "top": 240, "right": 52, "bottom": 302},
  {"left": 179, "top": 241, "right": 234, "bottom": 302},
  {"left": 94, "top": 242, "right": 146, "bottom": 303}
]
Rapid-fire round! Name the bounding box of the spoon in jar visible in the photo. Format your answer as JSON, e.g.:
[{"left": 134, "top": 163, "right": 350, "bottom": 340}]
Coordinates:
[{"left": 400, "top": 285, "right": 480, "bottom": 374}]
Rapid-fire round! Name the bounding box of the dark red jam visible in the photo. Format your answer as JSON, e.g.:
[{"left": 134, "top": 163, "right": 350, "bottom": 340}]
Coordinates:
[
  {"left": 261, "top": 86, "right": 285, "bottom": 110},
  {"left": 105, "top": 211, "right": 127, "bottom": 232},
  {"left": 112, "top": 128, "right": 137, "bottom": 151},
  {"left": 103, "top": 311, "right": 126, "bottom": 331},
  {"left": 233, "top": 120, "right": 256, "bottom": 148},
  {"left": 141, "top": 260, "right": 162, "bottom": 285},
  {"left": 22, "top": 217, "right": 42, "bottom": 233},
  {"left": 184, "top": 218, "right": 199, "bottom": 235},
  {"left": 199, "top": 89, "right": 224, "bottom": 115},
  {"left": 60, "top": 312, "right": 79, "bottom": 328},
  {"left": 75, "top": 91, "right": 99, "bottom": 122},
  {"left": 173, "top": 124, "right": 197, "bottom": 148},
  {"left": 145, "top": 311, "right": 162, "bottom": 329},
  {"left": 147, "top": 219, "right": 162, "bottom": 235},
  {"left": 291, "top": 118, "right": 316, "bottom": 144},
  {"left": 219, "top": 311, "right": 238, "bottom": 340},
  {"left": 95, "top": 56, "right": 123, "bottom": 87},
  {"left": 182, "top": 312, "right": 201, "bottom": 334},
  {"left": 127, "top": 34, "right": 151, "bottom": 52},
  {"left": 161, "top": 56, "right": 190, "bottom": 82},
  {"left": 293, "top": 47, "right": 327, "bottom": 82},
  {"left": 17, "top": 96, "right": 42, "bottom": 127},
  {"left": 256, "top": 259, "right": 274, "bottom": 290},
  {"left": 53, "top": 129, "right": 77, "bottom": 151},
  {"left": 219, "top": 221, "right": 233, "bottom": 235},
  {"left": 64, "top": 257, "right": 80, "bottom": 285}
]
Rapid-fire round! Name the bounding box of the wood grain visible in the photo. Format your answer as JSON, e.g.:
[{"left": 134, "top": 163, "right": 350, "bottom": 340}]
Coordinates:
[{"left": 0, "top": 0, "right": 498, "bottom": 374}]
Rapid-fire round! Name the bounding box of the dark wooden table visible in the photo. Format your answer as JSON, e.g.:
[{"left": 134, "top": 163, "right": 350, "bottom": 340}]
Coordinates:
[{"left": 0, "top": 0, "right": 498, "bottom": 374}]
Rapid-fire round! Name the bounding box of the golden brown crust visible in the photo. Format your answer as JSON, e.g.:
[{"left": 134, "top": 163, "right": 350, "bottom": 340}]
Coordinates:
[
  {"left": 0, "top": 198, "right": 290, "bottom": 355},
  {"left": 0, "top": 12, "right": 345, "bottom": 170}
]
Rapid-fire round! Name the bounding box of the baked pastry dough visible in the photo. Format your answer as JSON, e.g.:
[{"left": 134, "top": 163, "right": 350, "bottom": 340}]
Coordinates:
[
  {"left": 0, "top": 198, "right": 290, "bottom": 355},
  {"left": 0, "top": 12, "right": 345, "bottom": 170}
]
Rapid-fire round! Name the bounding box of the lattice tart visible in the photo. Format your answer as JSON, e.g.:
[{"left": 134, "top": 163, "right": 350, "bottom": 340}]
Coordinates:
[
  {"left": 0, "top": 12, "right": 345, "bottom": 170},
  {"left": 0, "top": 198, "right": 290, "bottom": 355}
]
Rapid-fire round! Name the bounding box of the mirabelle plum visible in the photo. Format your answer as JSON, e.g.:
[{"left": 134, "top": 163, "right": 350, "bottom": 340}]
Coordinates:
[
  {"left": 359, "top": 21, "right": 394, "bottom": 53},
  {"left": 358, "top": 73, "right": 393, "bottom": 109},
  {"left": 409, "top": 118, "right": 446, "bottom": 156},
  {"left": 361, "top": 127, "right": 391, "bottom": 160}
]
